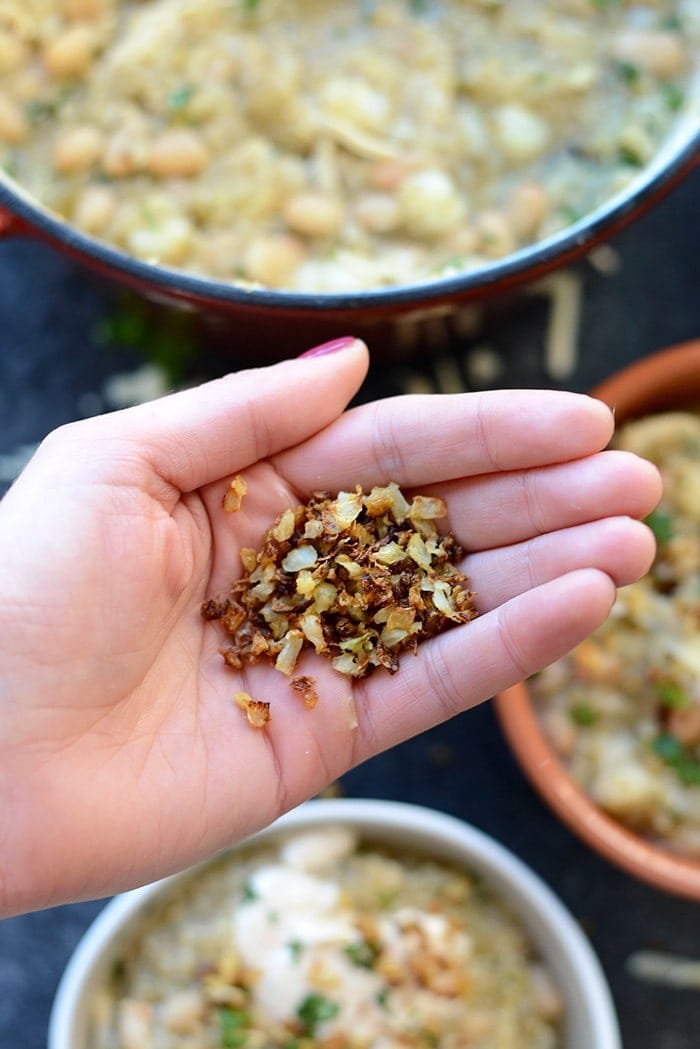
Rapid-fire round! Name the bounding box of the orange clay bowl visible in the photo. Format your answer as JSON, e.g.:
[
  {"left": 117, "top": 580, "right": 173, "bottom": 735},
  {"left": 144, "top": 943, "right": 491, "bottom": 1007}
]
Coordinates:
[{"left": 494, "top": 338, "right": 700, "bottom": 901}]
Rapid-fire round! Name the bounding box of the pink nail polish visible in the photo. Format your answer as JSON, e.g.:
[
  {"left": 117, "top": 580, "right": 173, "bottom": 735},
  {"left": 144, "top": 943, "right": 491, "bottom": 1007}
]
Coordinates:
[{"left": 298, "top": 336, "right": 356, "bottom": 359}]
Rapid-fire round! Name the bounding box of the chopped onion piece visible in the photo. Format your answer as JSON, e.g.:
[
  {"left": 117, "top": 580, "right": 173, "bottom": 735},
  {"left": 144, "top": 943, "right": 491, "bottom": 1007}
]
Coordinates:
[
  {"left": 282, "top": 544, "right": 318, "bottom": 572},
  {"left": 275, "top": 629, "right": 304, "bottom": 675}
]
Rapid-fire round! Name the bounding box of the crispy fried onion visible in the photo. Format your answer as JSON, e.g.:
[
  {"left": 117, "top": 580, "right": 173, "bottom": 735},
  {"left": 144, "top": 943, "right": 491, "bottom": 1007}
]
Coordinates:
[{"left": 202, "top": 482, "right": 476, "bottom": 680}]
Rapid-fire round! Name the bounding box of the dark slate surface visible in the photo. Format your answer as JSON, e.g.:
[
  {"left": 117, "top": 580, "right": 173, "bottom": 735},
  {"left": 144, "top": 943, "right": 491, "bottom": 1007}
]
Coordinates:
[{"left": 0, "top": 167, "right": 699, "bottom": 1049}]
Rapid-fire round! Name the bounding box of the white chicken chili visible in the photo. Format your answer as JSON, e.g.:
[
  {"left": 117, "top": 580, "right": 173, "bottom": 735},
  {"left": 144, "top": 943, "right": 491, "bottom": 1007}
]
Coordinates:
[
  {"left": 89, "top": 826, "right": 564, "bottom": 1048},
  {"left": 533, "top": 411, "right": 700, "bottom": 857},
  {"left": 0, "top": 0, "right": 697, "bottom": 291}
]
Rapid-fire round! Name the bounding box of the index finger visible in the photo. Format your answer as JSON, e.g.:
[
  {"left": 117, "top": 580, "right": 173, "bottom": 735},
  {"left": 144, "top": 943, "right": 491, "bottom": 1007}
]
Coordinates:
[{"left": 272, "top": 389, "right": 615, "bottom": 493}]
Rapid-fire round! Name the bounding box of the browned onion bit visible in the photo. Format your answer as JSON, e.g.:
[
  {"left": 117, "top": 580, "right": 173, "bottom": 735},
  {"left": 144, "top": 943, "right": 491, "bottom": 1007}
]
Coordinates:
[{"left": 202, "top": 482, "right": 477, "bottom": 680}]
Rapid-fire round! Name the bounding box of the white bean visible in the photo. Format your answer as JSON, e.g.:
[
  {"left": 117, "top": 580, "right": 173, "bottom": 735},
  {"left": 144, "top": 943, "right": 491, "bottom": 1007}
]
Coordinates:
[
  {"left": 147, "top": 129, "right": 209, "bottom": 179},
  {"left": 43, "top": 25, "right": 96, "bottom": 79},
  {"left": 0, "top": 91, "right": 27, "bottom": 144},
  {"left": 612, "top": 29, "right": 687, "bottom": 79},
  {"left": 283, "top": 192, "right": 343, "bottom": 239},
  {"left": 397, "top": 169, "right": 466, "bottom": 239},
  {"left": 320, "top": 76, "right": 391, "bottom": 133},
  {"left": 102, "top": 130, "right": 148, "bottom": 178},
  {"left": 73, "top": 184, "right": 117, "bottom": 234},
  {"left": 507, "top": 182, "right": 549, "bottom": 240},
  {"left": 0, "top": 31, "right": 27, "bottom": 73},
  {"left": 492, "top": 104, "right": 551, "bottom": 163},
  {"left": 62, "top": 0, "right": 111, "bottom": 18},
  {"left": 127, "top": 215, "right": 193, "bottom": 265},
  {"left": 354, "top": 192, "right": 400, "bottom": 234},
  {"left": 243, "top": 233, "right": 306, "bottom": 286},
  {"left": 52, "top": 126, "right": 103, "bottom": 173},
  {"left": 475, "top": 210, "right": 516, "bottom": 258}
]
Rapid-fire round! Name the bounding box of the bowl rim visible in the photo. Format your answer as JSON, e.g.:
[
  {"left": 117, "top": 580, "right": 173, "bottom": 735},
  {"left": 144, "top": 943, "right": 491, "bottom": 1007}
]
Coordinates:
[
  {"left": 48, "top": 797, "right": 621, "bottom": 1049},
  {"left": 495, "top": 338, "right": 700, "bottom": 901}
]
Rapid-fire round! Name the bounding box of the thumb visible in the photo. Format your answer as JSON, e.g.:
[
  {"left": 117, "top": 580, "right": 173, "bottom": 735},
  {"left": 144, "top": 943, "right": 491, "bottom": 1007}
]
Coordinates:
[{"left": 46, "top": 338, "right": 369, "bottom": 494}]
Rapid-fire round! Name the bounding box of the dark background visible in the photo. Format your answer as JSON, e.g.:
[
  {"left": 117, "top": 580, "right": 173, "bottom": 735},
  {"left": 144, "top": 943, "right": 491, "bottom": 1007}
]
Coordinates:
[{"left": 0, "top": 167, "right": 699, "bottom": 1049}]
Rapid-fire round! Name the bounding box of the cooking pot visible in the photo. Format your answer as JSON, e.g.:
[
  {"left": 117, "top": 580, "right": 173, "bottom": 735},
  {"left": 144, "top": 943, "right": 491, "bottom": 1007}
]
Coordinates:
[{"left": 0, "top": 97, "right": 697, "bottom": 360}]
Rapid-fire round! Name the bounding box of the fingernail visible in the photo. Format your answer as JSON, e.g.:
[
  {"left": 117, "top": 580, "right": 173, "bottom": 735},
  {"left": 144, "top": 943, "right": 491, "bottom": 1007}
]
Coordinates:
[{"left": 297, "top": 336, "right": 357, "bottom": 359}]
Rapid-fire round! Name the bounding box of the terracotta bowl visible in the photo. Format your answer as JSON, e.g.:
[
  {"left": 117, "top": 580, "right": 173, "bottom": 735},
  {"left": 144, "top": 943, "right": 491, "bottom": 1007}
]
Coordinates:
[{"left": 494, "top": 338, "right": 700, "bottom": 901}]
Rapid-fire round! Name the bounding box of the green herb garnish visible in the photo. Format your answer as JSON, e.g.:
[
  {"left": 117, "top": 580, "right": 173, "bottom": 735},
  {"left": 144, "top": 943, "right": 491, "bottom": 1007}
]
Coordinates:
[
  {"left": 169, "top": 83, "right": 195, "bottom": 112},
  {"left": 569, "top": 703, "right": 597, "bottom": 727},
  {"left": 296, "top": 994, "right": 340, "bottom": 1037},
  {"left": 651, "top": 733, "right": 700, "bottom": 786},
  {"left": 241, "top": 881, "right": 258, "bottom": 901},
  {"left": 661, "top": 83, "right": 684, "bottom": 112},
  {"left": 25, "top": 100, "right": 55, "bottom": 125},
  {"left": 344, "top": 939, "right": 379, "bottom": 969},
  {"left": 217, "top": 1008, "right": 251, "bottom": 1049},
  {"left": 619, "top": 145, "right": 644, "bottom": 167},
  {"left": 376, "top": 988, "right": 390, "bottom": 1009},
  {"left": 616, "top": 62, "right": 640, "bottom": 86},
  {"left": 644, "top": 508, "right": 674, "bottom": 544},
  {"left": 561, "top": 205, "right": 584, "bottom": 226},
  {"left": 652, "top": 732, "right": 684, "bottom": 762},
  {"left": 657, "top": 680, "right": 689, "bottom": 710}
]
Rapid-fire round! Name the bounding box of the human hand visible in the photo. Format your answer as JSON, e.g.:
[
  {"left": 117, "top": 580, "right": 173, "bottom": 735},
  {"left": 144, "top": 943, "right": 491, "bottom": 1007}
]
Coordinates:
[{"left": 0, "top": 338, "right": 660, "bottom": 915}]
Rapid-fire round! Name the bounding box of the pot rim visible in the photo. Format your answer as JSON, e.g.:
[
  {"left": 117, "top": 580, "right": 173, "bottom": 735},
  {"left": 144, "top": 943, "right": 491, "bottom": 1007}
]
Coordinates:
[{"left": 1, "top": 114, "right": 698, "bottom": 313}]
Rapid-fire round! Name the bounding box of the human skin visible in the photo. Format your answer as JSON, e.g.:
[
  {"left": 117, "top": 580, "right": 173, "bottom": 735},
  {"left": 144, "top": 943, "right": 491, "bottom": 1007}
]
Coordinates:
[{"left": 0, "top": 338, "right": 661, "bottom": 916}]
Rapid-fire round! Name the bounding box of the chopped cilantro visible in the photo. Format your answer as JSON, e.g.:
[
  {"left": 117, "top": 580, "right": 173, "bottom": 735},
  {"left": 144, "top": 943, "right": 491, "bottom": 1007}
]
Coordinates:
[
  {"left": 644, "top": 508, "right": 674, "bottom": 544},
  {"left": 241, "top": 880, "right": 258, "bottom": 901},
  {"left": 408, "top": 0, "right": 430, "bottom": 13},
  {"left": 561, "top": 205, "right": 584, "bottom": 226},
  {"left": 616, "top": 62, "right": 640, "bottom": 86},
  {"left": 619, "top": 145, "right": 644, "bottom": 167},
  {"left": 661, "top": 83, "right": 684, "bottom": 112},
  {"left": 656, "top": 680, "right": 689, "bottom": 710},
  {"left": 344, "top": 939, "right": 378, "bottom": 969},
  {"left": 376, "top": 987, "right": 390, "bottom": 1009},
  {"left": 296, "top": 994, "right": 340, "bottom": 1037},
  {"left": 652, "top": 732, "right": 684, "bottom": 763},
  {"left": 287, "top": 939, "right": 304, "bottom": 961},
  {"left": 243, "top": 0, "right": 261, "bottom": 11},
  {"left": 25, "top": 100, "right": 55, "bottom": 125},
  {"left": 217, "top": 1007, "right": 251, "bottom": 1049},
  {"left": 675, "top": 761, "right": 700, "bottom": 787},
  {"left": 169, "top": 83, "right": 195, "bottom": 112},
  {"left": 569, "top": 703, "right": 597, "bottom": 727},
  {"left": 651, "top": 733, "right": 700, "bottom": 786}
]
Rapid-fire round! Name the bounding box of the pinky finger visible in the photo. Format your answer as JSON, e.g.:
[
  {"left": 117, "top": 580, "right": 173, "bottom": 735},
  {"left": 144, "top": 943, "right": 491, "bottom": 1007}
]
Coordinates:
[{"left": 353, "top": 568, "right": 616, "bottom": 759}]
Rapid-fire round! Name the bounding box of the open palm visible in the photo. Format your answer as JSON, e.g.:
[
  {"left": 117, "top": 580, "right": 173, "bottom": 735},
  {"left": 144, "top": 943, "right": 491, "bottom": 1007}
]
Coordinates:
[{"left": 0, "top": 340, "right": 660, "bottom": 916}]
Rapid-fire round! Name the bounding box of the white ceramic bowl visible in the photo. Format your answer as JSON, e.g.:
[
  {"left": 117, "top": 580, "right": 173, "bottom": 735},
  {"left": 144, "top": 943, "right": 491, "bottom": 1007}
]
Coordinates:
[{"left": 49, "top": 799, "right": 621, "bottom": 1049}]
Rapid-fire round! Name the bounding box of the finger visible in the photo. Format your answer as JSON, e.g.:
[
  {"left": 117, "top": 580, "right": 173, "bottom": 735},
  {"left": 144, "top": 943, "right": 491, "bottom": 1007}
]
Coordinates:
[
  {"left": 38, "top": 339, "right": 369, "bottom": 495},
  {"left": 352, "top": 568, "right": 617, "bottom": 757},
  {"left": 465, "top": 516, "right": 656, "bottom": 612},
  {"left": 273, "top": 389, "right": 615, "bottom": 492},
  {"left": 436, "top": 449, "right": 662, "bottom": 551}
]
